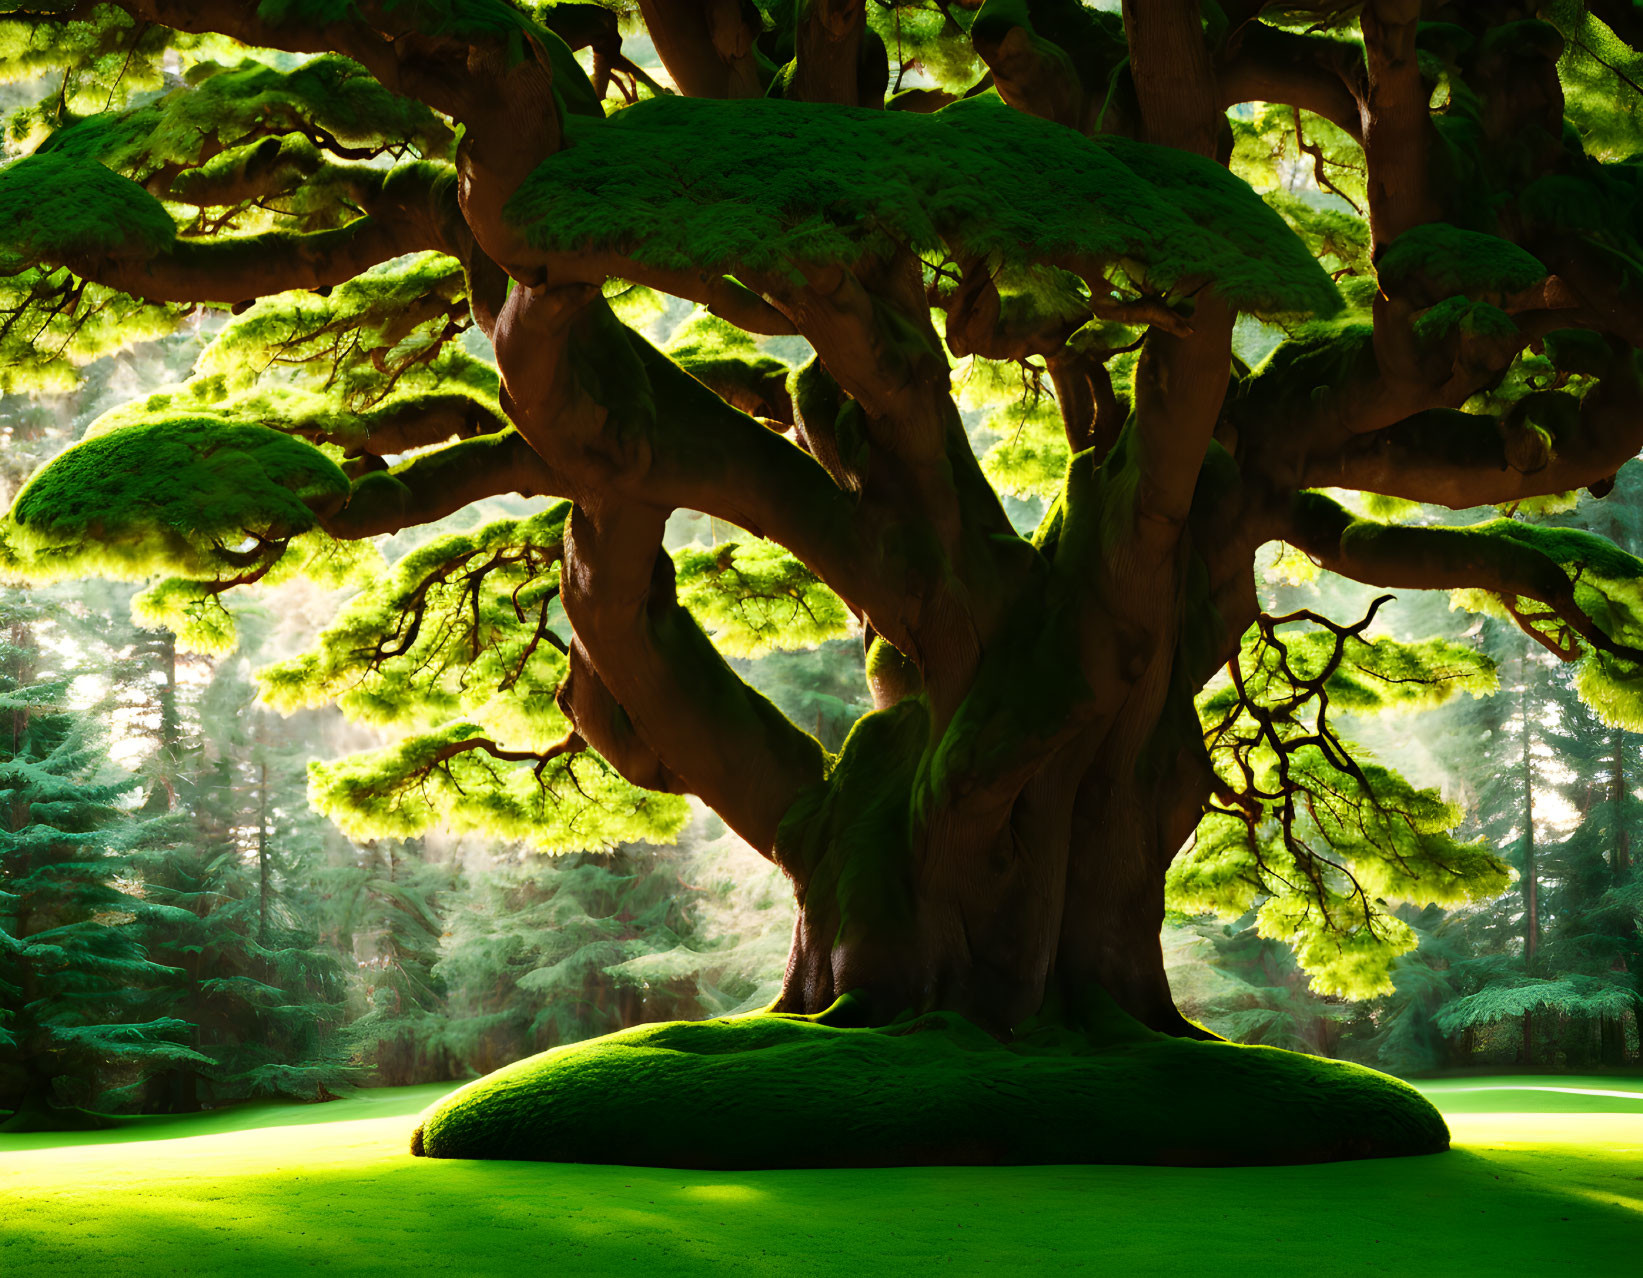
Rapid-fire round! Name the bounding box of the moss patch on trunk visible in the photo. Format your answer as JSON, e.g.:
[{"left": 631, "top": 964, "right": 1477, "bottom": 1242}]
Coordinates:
[{"left": 410, "top": 1011, "right": 1447, "bottom": 1167}]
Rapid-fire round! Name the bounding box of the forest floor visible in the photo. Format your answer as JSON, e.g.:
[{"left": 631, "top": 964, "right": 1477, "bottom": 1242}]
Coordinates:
[{"left": 1, "top": 1075, "right": 1640, "bottom": 1276}]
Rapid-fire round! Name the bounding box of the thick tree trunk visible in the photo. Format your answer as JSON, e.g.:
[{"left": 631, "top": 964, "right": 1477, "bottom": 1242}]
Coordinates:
[{"left": 768, "top": 688, "right": 1213, "bottom": 1039}]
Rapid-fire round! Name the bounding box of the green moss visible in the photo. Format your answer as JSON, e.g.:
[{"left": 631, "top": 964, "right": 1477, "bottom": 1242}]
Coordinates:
[
  {"left": 925, "top": 582, "right": 1087, "bottom": 807},
  {"left": 0, "top": 152, "right": 175, "bottom": 270},
  {"left": 37, "top": 55, "right": 455, "bottom": 179},
  {"left": 411, "top": 1010, "right": 1448, "bottom": 1167},
  {"left": 1376, "top": 223, "right": 1546, "bottom": 302},
  {"left": 775, "top": 699, "right": 927, "bottom": 942},
  {"left": 4, "top": 415, "right": 348, "bottom": 581},
  {"left": 1413, "top": 296, "right": 1518, "bottom": 343},
  {"left": 507, "top": 94, "right": 1340, "bottom": 320}
]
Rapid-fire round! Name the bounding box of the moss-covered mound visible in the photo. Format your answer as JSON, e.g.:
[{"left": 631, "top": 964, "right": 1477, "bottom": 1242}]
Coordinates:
[{"left": 410, "top": 1012, "right": 1448, "bottom": 1168}]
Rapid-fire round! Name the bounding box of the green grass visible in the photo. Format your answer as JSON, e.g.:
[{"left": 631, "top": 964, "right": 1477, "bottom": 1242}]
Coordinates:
[{"left": 2, "top": 1076, "right": 1640, "bottom": 1276}]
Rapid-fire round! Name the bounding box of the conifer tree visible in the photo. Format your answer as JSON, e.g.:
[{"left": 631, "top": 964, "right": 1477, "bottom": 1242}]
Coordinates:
[
  {"left": 15, "top": 0, "right": 1643, "bottom": 1165},
  {"left": 1535, "top": 674, "right": 1643, "bottom": 1064},
  {"left": 339, "top": 839, "right": 458, "bottom": 1086},
  {"left": 434, "top": 845, "right": 700, "bottom": 1073},
  {"left": 133, "top": 645, "right": 355, "bottom": 1109},
  {"left": 0, "top": 591, "right": 204, "bottom": 1129},
  {"left": 1432, "top": 647, "right": 1643, "bottom": 1066}
]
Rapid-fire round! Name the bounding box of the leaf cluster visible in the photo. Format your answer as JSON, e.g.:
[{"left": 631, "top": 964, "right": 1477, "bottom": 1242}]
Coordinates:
[{"left": 1175, "top": 607, "right": 1509, "bottom": 997}]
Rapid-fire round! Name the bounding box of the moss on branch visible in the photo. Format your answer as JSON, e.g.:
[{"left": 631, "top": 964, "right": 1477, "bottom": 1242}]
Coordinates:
[
  {"left": 31, "top": 53, "right": 456, "bottom": 179},
  {"left": 1375, "top": 222, "right": 1548, "bottom": 307},
  {"left": 2, "top": 414, "right": 349, "bottom": 581},
  {"left": 507, "top": 94, "right": 1341, "bottom": 320},
  {"left": 0, "top": 152, "right": 175, "bottom": 272}
]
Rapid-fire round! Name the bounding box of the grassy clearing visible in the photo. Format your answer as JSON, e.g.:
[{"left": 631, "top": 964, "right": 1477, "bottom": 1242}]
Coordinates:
[{"left": 2, "top": 1076, "right": 1640, "bottom": 1276}]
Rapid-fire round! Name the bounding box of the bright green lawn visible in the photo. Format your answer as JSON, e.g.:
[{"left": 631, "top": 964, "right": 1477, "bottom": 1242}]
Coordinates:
[{"left": 2, "top": 1076, "right": 1640, "bottom": 1276}]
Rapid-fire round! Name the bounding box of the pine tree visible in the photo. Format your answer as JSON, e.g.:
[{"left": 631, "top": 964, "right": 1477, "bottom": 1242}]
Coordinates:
[
  {"left": 339, "top": 839, "right": 457, "bottom": 1086},
  {"left": 0, "top": 590, "right": 204, "bottom": 1130},
  {"left": 1166, "top": 916, "right": 1351, "bottom": 1057},
  {"left": 1520, "top": 669, "right": 1643, "bottom": 1065},
  {"left": 434, "top": 845, "right": 700, "bottom": 1074},
  {"left": 130, "top": 627, "right": 356, "bottom": 1109}
]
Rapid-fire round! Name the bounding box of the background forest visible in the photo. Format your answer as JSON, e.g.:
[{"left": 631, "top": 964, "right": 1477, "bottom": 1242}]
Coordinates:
[{"left": 3, "top": 10, "right": 1642, "bottom": 1122}]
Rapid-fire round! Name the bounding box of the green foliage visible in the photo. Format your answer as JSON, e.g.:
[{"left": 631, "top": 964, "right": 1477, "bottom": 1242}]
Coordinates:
[
  {"left": 129, "top": 647, "right": 360, "bottom": 1108},
  {"left": 958, "top": 356, "right": 1070, "bottom": 500},
  {"left": 1435, "top": 975, "right": 1637, "bottom": 1034},
  {"left": 673, "top": 539, "right": 851, "bottom": 658},
  {"left": 1165, "top": 920, "right": 1350, "bottom": 1056},
  {"left": 1229, "top": 103, "right": 1370, "bottom": 270},
  {"left": 1410, "top": 296, "right": 1518, "bottom": 343},
  {"left": 260, "top": 502, "right": 689, "bottom": 852},
  {"left": 308, "top": 719, "right": 689, "bottom": 852},
  {"left": 195, "top": 253, "right": 490, "bottom": 410},
  {"left": 1447, "top": 518, "right": 1643, "bottom": 729},
  {"left": 259, "top": 504, "right": 571, "bottom": 733},
  {"left": 336, "top": 841, "right": 457, "bottom": 1088},
  {"left": 662, "top": 308, "right": 789, "bottom": 391},
  {"left": 1548, "top": 1, "right": 1643, "bottom": 161},
  {"left": 732, "top": 639, "right": 872, "bottom": 753},
  {"left": 0, "top": 4, "right": 183, "bottom": 106},
  {"left": 0, "top": 591, "right": 207, "bottom": 1121},
  {"left": 1177, "top": 616, "right": 1508, "bottom": 997},
  {"left": 0, "top": 271, "right": 188, "bottom": 395},
  {"left": 82, "top": 373, "right": 503, "bottom": 459},
  {"left": 868, "top": 0, "right": 984, "bottom": 95},
  {"left": 509, "top": 94, "right": 1341, "bottom": 319},
  {"left": 31, "top": 56, "right": 455, "bottom": 180}
]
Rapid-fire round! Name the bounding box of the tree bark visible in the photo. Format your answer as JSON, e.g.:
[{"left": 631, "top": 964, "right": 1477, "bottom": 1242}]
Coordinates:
[{"left": 763, "top": 646, "right": 1225, "bottom": 1037}]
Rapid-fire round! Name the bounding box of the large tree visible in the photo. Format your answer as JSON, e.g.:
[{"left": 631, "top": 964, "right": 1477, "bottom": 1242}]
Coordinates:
[{"left": 8, "top": 0, "right": 1643, "bottom": 1164}]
